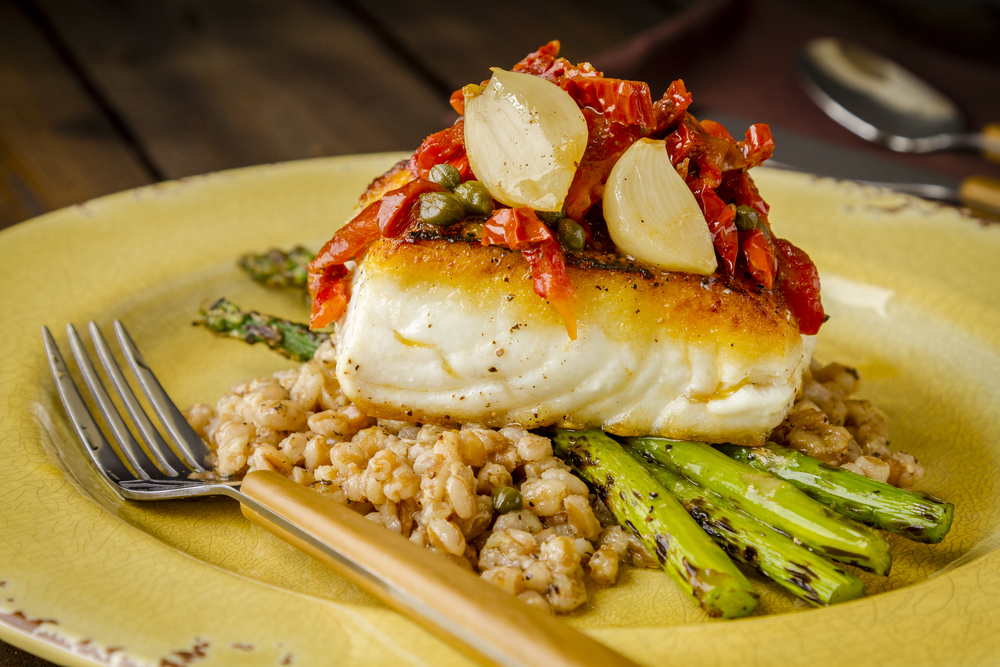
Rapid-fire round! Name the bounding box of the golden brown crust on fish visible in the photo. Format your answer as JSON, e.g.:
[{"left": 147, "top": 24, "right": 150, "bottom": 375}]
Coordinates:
[
  {"left": 354, "top": 158, "right": 415, "bottom": 213},
  {"left": 369, "top": 236, "right": 801, "bottom": 365}
]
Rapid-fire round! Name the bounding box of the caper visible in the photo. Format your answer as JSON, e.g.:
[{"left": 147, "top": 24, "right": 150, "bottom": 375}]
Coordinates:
[
  {"left": 734, "top": 205, "right": 760, "bottom": 232},
  {"left": 557, "top": 218, "right": 586, "bottom": 252},
  {"left": 420, "top": 192, "right": 465, "bottom": 226},
  {"left": 491, "top": 485, "right": 523, "bottom": 514},
  {"left": 428, "top": 163, "right": 463, "bottom": 191},
  {"left": 454, "top": 181, "right": 494, "bottom": 218},
  {"left": 535, "top": 209, "right": 565, "bottom": 226}
]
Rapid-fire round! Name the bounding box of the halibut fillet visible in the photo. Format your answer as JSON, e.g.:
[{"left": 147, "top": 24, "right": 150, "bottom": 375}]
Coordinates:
[{"left": 334, "top": 236, "right": 814, "bottom": 446}]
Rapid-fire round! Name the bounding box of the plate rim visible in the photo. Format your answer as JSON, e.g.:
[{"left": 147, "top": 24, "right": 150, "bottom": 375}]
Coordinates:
[{"left": 2, "top": 153, "right": 998, "bottom": 667}]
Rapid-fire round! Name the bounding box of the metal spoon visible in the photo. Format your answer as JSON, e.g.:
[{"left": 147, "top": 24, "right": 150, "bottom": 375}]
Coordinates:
[
  {"left": 796, "top": 37, "right": 1000, "bottom": 215},
  {"left": 799, "top": 37, "right": 1000, "bottom": 160}
]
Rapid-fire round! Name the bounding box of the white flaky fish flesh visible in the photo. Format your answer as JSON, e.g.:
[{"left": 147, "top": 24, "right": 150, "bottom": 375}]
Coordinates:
[{"left": 334, "top": 236, "right": 814, "bottom": 446}]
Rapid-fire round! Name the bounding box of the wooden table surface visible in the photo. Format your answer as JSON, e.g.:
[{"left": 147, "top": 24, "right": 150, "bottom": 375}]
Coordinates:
[{"left": 2, "top": 0, "right": 998, "bottom": 664}]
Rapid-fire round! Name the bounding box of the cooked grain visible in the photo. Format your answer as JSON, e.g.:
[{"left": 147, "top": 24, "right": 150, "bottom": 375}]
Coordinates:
[{"left": 774, "top": 361, "right": 925, "bottom": 488}]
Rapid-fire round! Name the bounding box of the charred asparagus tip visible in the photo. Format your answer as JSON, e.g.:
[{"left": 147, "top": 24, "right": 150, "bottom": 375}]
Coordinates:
[
  {"left": 238, "top": 246, "right": 315, "bottom": 289},
  {"left": 715, "top": 442, "right": 954, "bottom": 544},
  {"left": 194, "top": 297, "right": 325, "bottom": 362}
]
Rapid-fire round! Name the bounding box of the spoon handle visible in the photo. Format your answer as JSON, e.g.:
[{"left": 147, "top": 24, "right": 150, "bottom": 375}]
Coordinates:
[
  {"left": 959, "top": 175, "right": 1000, "bottom": 217},
  {"left": 979, "top": 124, "right": 1000, "bottom": 163}
]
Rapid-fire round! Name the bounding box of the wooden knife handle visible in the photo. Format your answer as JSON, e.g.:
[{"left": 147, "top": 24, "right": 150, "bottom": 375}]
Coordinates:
[
  {"left": 959, "top": 175, "right": 1000, "bottom": 217},
  {"left": 980, "top": 123, "right": 1000, "bottom": 164},
  {"left": 239, "top": 470, "right": 643, "bottom": 667}
]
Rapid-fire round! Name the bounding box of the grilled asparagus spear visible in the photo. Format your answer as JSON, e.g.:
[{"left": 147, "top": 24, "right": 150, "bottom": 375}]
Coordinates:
[
  {"left": 194, "top": 298, "right": 324, "bottom": 362},
  {"left": 551, "top": 429, "right": 759, "bottom": 619},
  {"left": 238, "top": 246, "right": 314, "bottom": 289},
  {"left": 626, "top": 437, "right": 892, "bottom": 575},
  {"left": 628, "top": 450, "right": 864, "bottom": 605},
  {"left": 715, "top": 443, "right": 953, "bottom": 543}
]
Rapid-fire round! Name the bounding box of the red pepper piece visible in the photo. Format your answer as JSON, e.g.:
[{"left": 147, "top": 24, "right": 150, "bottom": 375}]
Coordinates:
[
  {"left": 651, "top": 80, "right": 693, "bottom": 133},
  {"left": 691, "top": 183, "right": 738, "bottom": 274},
  {"left": 449, "top": 88, "right": 465, "bottom": 115},
  {"left": 480, "top": 207, "right": 578, "bottom": 339},
  {"left": 307, "top": 179, "right": 442, "bottom": 329},
  {"left": 512, "top": 40, "right": 601, "bottom": 84},
  {"left": 717, "top": 170, "right": 775, "bottom": 249},
  {"left": 562, "top": 77, "right": 654, "bottom": 127},
  {"left": 308, "top": 264, "right": 351, "bottom": 329},
  {"left": 665, "top": 116, "right": 705, "bottom": 166},
  {"left": 481, "top": 207, "right": 553, "bottom": 249},
  {"left": 700, "top": 119, "right": 736, "bottom": 142},
  {"left": 309, "top": 200, "right": 382, "bottom": 274},
  {"left": 307, "top": 201, "right": 380, "bottom": 329},
  {"left": 523, "top": 238, "right": 578, "bottom": 340},
  {"left": 376, "top": 179, "right": 445, "bottom": 237},
  {"left": 741, "top": 123, "right": 775, "bottom": 168},
  {"left": 739, "top": 228, "right": 776, "bottom": 289},
  {"left": 717, "top": 170, "right": 767, "bottom": 213},
  {"left": 666, "top": 115, "right": 748, "bottom": 187},
  {"left": 563, "top": 165, "right": 606, "bottom": 223},
  {"left": 511, "top": 40, "right": 563, "bottom": 77},
  {"left": 698, "top": 132, "right": 748, "bottom": 181},
  {"left": 311, "top": 179, "right": 439, "bottom": 270},
  {"left": 563, "top": 108, "right": 643, "bottom": 221},
  {"left": 411, "top": 119, "right": 472, "bottom": 181},
  {"left": 774, "top": 238, "right": 826, "bottom": 335}
]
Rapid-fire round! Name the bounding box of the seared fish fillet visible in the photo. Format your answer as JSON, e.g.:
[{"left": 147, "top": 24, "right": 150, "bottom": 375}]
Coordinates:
[{"left": 335, "top": 236, "right": 814, "bottom": 446}]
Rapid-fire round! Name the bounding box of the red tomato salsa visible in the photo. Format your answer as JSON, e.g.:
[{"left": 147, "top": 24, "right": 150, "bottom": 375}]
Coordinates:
[{"left": 308, "top": 41, "right": 825, "bottom": 336}]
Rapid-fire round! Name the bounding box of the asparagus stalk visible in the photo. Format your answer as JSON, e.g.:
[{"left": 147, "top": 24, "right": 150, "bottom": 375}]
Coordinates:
[
  {"left": 626, "top": 437, "right": 892, "bottom": 575},
  {"left": 238, "top": 246, "right": 314, "bottom": 289},
  {"left": 715, "top": 443, "right": 954, "bottom": 544},
  {"left": 630, "top": 452, "right": 864, "bottom": 606},
  {"left": 551, "top": 429, "right": 758, "bottom": 619},
  {"left": 194, "top": 298, "right": 325, "bottom": 362}
]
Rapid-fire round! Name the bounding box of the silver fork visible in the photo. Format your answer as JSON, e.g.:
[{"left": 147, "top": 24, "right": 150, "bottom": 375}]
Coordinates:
[{"left": 41, "top": 321, "right": 639, "bottom": 667}]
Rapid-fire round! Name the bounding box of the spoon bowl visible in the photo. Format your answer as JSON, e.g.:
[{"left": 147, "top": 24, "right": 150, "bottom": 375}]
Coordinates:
[{"left": 799, "top": 38, "right": 1000, "bottom": 159}]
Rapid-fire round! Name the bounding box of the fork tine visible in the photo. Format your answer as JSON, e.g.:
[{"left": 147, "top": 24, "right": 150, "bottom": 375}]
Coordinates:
[
  {"left": 65, "top": 324, "right": 163, "bottom": 481},
  {"left": 87, "top": 323, "right": 187, "bottom": 477},
  {"left": 42, "top": 326, "right": 134, "bottom": 484},
  {"left": 113, "top": 321, "right": 210, "bottom": 473}
]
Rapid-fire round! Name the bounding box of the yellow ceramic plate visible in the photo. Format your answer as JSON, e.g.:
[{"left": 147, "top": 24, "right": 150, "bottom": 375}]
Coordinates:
[{"left": 2, "top": 154, "right": 999, "bottom": 667}]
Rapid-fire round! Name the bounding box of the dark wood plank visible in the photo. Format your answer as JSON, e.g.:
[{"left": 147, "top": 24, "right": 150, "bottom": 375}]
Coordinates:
[
  {"left": 0, "top": 1, "right": 153, "bottom": 230},
  {"left": 592, "top": 0, "right": 1000, "bottom": 182},
  {"left": 350, "top": 0, "right": 674, "bottom": 90},
  {"left": 0, "top": 642, "right": 57, "bottom": 667},
  {"left": 32, "top": 0, "right": 453, "bottom": 179}
]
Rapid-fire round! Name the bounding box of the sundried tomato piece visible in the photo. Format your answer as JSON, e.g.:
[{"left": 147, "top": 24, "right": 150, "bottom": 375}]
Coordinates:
[{"left": 774, "top": 238, "right": 825, "bottom": 335}]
